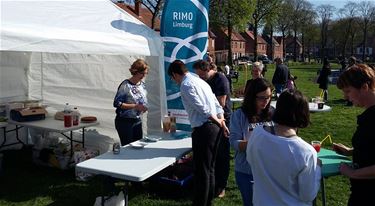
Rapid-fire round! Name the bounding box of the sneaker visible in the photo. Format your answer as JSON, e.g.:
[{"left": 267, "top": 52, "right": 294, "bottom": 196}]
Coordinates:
[{"left": 218, "top": 189, "right": 225, "bottom": 198}]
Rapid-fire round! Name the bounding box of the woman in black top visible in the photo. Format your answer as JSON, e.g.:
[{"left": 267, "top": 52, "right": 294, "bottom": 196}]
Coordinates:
[
  {"left": 333, "top": 64, "right": 375, "bottom": 206},
  {"left": 317, "top": 58, "right": 331, "bottom": 101}
]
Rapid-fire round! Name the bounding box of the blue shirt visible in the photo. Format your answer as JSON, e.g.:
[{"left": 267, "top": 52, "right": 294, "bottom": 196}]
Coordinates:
[
  {"left": 180, "top": 73, "right": 223, "bottom": 128},
  {"left": 113, "top": 79, "right": 147, "bottom": 119}
]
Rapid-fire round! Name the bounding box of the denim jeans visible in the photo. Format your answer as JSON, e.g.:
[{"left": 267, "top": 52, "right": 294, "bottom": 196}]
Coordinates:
[
  {"left": 274, "top": 84, "right": 285, "bottom": 94},
  {"left": 235, "top": 171, "right": 254, "bottom": 206}
]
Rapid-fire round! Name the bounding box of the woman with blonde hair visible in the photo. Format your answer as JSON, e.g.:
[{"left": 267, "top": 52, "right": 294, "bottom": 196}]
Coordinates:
[
  {"left": 113, "top": 59, "right": 149, "bottom": 145},
  {"left": 243, "top": 61, "right": 264, "bottom": 95}
]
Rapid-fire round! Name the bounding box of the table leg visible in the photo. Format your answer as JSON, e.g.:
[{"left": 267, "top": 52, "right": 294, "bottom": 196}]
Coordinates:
[
  {"left": 0, "top": 125, "right": 25, "bottom": 150},
  {"left": 321, "top": 177, "right": 326, "bottom": 206},
  {"left": 70, "top": 131, "right": 73, "bottom": 157},
  {"left": 1, "top": 127, "right": 6, "bottom": 148},
  {"left": 99, "top": 176, "right": 129, "bottom": 206},
  {"left": 82, "top": 127, "right": 85, "bottom": 148},
  {"left": 15, "top": 125, "right": 25, "bottom": 146},
  {"left": 124, "top": 182, "right": 129, "bottom": 206}
]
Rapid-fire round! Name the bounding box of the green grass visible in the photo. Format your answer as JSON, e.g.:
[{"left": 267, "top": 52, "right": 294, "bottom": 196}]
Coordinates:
[{"left": 0, "top": 63, "right": 362, "bottom": 205}]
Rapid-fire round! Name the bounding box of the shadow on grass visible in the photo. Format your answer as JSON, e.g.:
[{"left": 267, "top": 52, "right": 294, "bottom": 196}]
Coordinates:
[
  {"left": 0, "top": 147, "right": 193, "bottom": 206},
  {"left": 0, "top": 147, "right": 118, "bottom": 205}
]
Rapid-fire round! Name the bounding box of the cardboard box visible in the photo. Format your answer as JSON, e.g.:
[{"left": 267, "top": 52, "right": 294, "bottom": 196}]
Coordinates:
[{"left": 10, "top": 107, "right": 47, "bottom": 122}]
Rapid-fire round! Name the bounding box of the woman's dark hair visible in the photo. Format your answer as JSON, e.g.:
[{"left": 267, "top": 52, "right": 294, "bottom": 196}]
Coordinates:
[
  {"left": 193, "top": 60, "right": 210, "bottom": 71},
  {"left": 168, "top": 60, "right": 188, "bottom": 76},
  {"left": 241, "top": 78, "right": 273, "bottom": 123},
  {"left": 337, "top": 64, "right": 375, "bottom": 90},
  {"left": 273, "top": 89, "right": 310, "bottom": 128}
]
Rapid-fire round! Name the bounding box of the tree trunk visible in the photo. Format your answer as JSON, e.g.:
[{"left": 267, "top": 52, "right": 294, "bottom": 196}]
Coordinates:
[
  {"left": 350, "top": 34, "right": 355, "bottom": 56},
  {"left": 254, "top": 19, "right": 259, "bottom": 61},
  {"left": 282, "top": 30, "right": 286, "bottom": 59},
  {"left": 307, "top": 40, "right": 311, "bottom": 62},
  {"left": 321, "top": 21, "right": 326, "bottom": 60},
  {"left": 362, "top": 23, "right": 368, "bottom": 62},
  {"left": 227, "top": 19, "right": 233, "bottom": 65},
  {"left": 270, "top": 25, "right": 274, "bottom": 60},
  {"left": 293, "top": 29, "right": 297, "bottom": 62},
  {"left": 301, "top": 32, "right": 305, "bottom": 62}
]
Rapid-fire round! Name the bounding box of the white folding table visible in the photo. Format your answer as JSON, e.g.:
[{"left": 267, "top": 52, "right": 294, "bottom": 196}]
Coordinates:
[
  {"left": 270, "top": 101, "right": 332, "bottom": 112},
  {"left": 230, "top": 97, "right": 244, "bottom": 110},
  {"left": 76, "top": 133, "right": 192, "bottom": 205},
  {"left": 7, "top": 117, "right": 99, "bottom": 156},
  {"left": 0, "top": 122, "right": 26, "bottom": 149}
]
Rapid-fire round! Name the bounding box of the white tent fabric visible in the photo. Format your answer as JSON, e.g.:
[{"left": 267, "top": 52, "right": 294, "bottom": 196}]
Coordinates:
[{"left": 0, "top": 0, "right": 166, "bottom": 151}]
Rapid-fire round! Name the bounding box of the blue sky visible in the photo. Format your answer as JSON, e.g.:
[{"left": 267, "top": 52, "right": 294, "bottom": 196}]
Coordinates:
[{"left": 307, "top": 0, "right": 375, "bottom": 10}]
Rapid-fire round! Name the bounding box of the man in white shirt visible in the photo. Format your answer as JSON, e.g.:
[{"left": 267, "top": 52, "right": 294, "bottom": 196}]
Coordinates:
[{"left": 168, "top": 60, "right": 229, "bottom": 206}]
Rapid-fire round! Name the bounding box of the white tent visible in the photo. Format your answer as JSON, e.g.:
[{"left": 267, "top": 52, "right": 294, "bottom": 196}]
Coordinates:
[{"left": 0, "top": 0, "right": 166, "bottom": 151}]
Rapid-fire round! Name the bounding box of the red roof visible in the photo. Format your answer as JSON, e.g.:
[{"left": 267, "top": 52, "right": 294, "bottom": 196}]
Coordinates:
[
  {"left": 242, "top": 31, "right": 267, "bottom": 44},
  {"left": 116, "top": 3, "right": 160, "bottom": 31}
]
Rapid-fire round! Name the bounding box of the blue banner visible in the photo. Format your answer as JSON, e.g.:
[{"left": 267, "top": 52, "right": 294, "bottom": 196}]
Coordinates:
[{"left": 160, "top": 0, "right": 209, "bottom": 131}]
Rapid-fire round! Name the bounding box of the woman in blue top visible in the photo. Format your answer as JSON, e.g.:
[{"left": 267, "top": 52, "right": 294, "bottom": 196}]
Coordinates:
[
  {"left": 113, "top": 59, "right": 149, "bottom": 146},
  {"left": 229, "top": 78, "right": 274, "bottom": 206}
]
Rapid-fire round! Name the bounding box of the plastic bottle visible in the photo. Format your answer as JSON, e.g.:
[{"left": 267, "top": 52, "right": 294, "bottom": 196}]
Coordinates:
[
  {"left": 63, "top": 103, "right": 72, "bottom": 127},
  {"left": 72, "top": 107, "right": 80, "bottom": 126},
  {"left": 169, "top": 112, "right": 176, "bottom": 133}
]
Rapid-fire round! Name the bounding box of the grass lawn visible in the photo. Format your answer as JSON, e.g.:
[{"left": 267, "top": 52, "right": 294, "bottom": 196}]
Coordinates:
[{"left": 0, "top": 62, "right": 362, "bottom": 206}]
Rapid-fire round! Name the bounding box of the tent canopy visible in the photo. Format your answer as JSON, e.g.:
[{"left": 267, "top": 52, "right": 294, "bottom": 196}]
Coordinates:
[
  {"left": 0, "top": 0, "right": 166, "bottom": 150},
  {"left": 1, "top": 0, "right": 161, "bottom": 56}
]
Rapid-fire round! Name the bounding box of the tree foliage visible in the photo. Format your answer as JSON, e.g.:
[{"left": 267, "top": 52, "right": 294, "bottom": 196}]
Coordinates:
[
  {"left": 250, "top": 0, "right": 281, "bottom": 59},
  {"left": 209, "top": 0, "right": 254, "bottom": 64}
]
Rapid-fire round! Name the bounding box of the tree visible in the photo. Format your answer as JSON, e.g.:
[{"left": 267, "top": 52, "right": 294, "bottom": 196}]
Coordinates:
[
  {"left": 251, "top": 0, "right": 281, "bottom": 60},
  {"left": 300, "top": 9, "right": 316, "bottom": 61},
  {"left": 289, "top": 0, "right": 313, "bottom": 62},
  {"left": 275, "top": 0, "right": 294, "bottom": 58},
  {"left": 210, "top": 0, "right": 254, "bottom": 65},
  {"left": 358, "top": 1, "right": 375, "bottom": 62},
  {"left": 302, "top": 23, "right": 319, "bottom": 62},
  {"left": 317, "top": 4, "right": 335, "bottom": 59},
  {"left": 338, "top": 1, "right": 358, "bottom": 57},
  {"left": 140, "top": 0, "right": 164, "bottom": 30}
]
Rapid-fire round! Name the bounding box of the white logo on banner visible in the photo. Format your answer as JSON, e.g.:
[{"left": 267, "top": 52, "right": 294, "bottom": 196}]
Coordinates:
[{"left": 164, "top": 0, "right": 209, "bottom": 101}]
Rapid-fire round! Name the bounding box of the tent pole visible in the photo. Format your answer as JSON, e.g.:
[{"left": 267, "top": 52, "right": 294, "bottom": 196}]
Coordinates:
[{"left": 41, "top": 53, "right": 44, "bottom": 100}]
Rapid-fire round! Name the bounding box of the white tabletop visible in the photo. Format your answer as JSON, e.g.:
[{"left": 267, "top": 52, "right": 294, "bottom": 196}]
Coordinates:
[
  {"left": 230, "top": 97, "right": 244, "bottom": 103},
  {"left": 0, "top": 122, "right": 8, "bottom": 128},
  {"left": 76, "top": 133, "right": 192, "bottom": 182},
  {"left": 8, "top": 117, "right": 99, "bottom": 132},
  {"left": 270, "top": 101, "right": 331, "bottom": 112},
  {"left": 308, "top": 102, "right": 332, "bottom": 112}
]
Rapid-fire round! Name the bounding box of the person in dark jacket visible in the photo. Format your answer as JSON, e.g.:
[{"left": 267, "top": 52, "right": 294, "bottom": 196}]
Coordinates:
[
  {"left": 317, "top": 58, "right": 332, "bottom": 101},
  {"left": 193, "top": 60, "right": 232, "bottom": 198},
  {"left": 333, "top": 64, "right": 375, "bottom": 206},
  {"left": 272, "top": 58, "right": 289, "bottom": 96}
]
